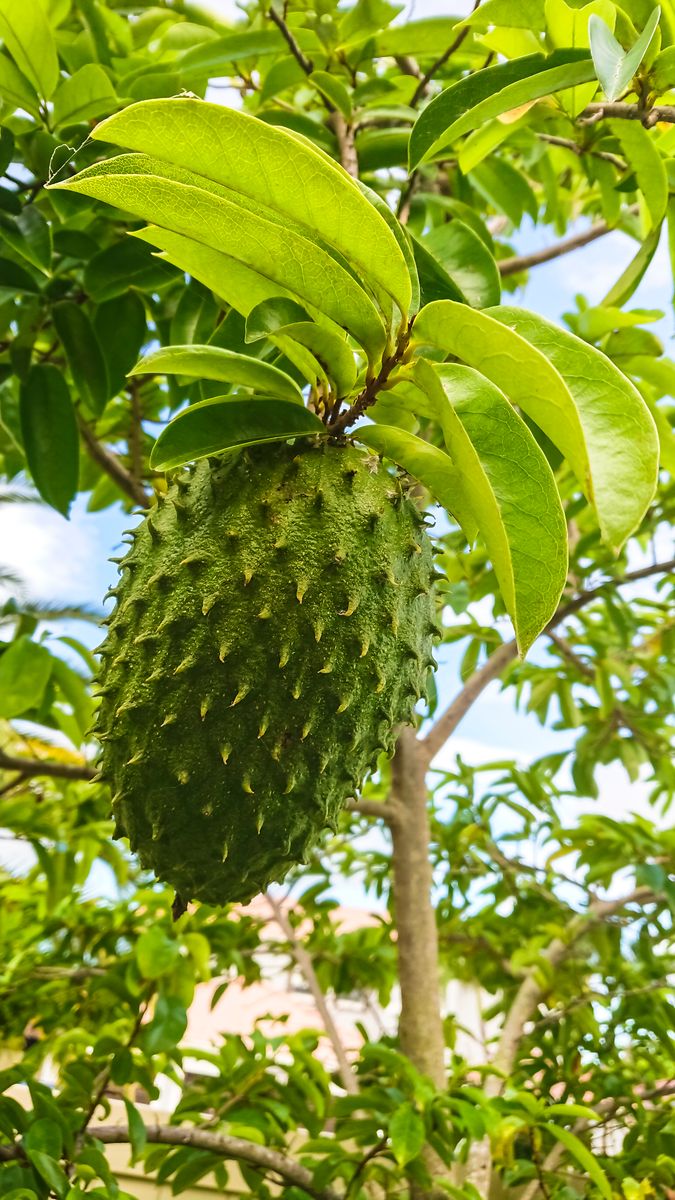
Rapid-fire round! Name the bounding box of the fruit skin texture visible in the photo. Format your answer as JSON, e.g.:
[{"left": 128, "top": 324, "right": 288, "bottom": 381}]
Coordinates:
[{"left": 95, "top": 439, "right": 438, "bottom": 906}]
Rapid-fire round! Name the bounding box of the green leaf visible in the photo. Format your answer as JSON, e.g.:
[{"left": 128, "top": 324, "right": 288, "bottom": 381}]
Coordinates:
[
  {"left": 94, "top": 292, "right": 147, "bottom": 398},
  {"left": 131, "top": 344, "right": 304, "bottom": 406},
  {"left": 541, "top": 1123, "right": 612, "bottom": 1199},
  {"left": 149, "top": 396, "right": 324, "bottom": 471},
  {"left": 389, "top": 1103, "right": 425, "bottom": 1166},
  {"left": 246, "top": 300, "right": 357, "bottom": 399},
  {"left": 357, "top": 423, "right": 479, "bottom": 541},
  {"left": 0, "top": 636, "right": 52, "bottom": 719},
  {"left": 601, "top": 224, "right": 661, "bottom": 307},
  {"left": 19, "top": 365, "right": 79, "bottom": 516},
  {"left": 0, "top": 257, "right": 40, "bottom": 304},
  {"left": 52, "top": 64, "right": 117, "bottom": 128},
  {"left": 413, "top": 300, "right": 587, "bottom": 486},
  {"left": 545, "top": 0, "right": 615, "bottom": 116},
  {"left": 489, "top": 307, "right": 658, "bottom": 548},
  {"left": 414, "top": 359, "right": 568, "bottom": 652},
  {"left": 26, "top": 1150, "right": 69, "bottom": 1199},
  {"left": 375, "top": 17, "right": 469, "bottom": 55},
  {"left": 608, "top": 119, "right": 667, "bottom": 227},
  {"left": 1, "top": 207, "right": 52, "bottom": 274},
  {"left": 0, "top": 53, "right": 40, "bottom": 117},
  {"left": 143, "top": 994, "right": 188, "bottom": 1056},
  {"left": 412, "top": 237, "right": 467, "bottom": 307},
  {"left": 422, "top": 221, "right": 500, "bottom": 309},
  {"left": 179, "top": 29, "right": 295, "bottom": 73},
  {"left": 52, "top": 302, "right": 109, "bottom": 417},
  {"left": 50, "top": 658, "right": 94, "bottom": 743},
  {"left": 409, "top": 50, "right": 595, "bottom": 168},
  {"left": 0, "top": 0, "right": 60, "bottom": 99},
  {"left": 84, "top": 97, "right": 412, "bottom": 320},
  {"left": 135, "top": 927, "right": 180, "bottom": 980},
  {"left": 589, "top": 6, "right": 661, "bottom": 101},
  {"left": 310, "top": 70, "right": 352, "bottom": 118},
  {"left": 24, "top": 1118, "right": 63, "bottom": 1160},
  {"left": 460, "top": 0, "right": 545, "bottom": 30},
  {"left": 84, "top": 238, "right": 176, "bottom": 301},
  {"left": 545, "top": 1102, "right": 603, "bottom": 1120},
  {"left": 52, "top": 154, "right": 388, "bottom": 364}
]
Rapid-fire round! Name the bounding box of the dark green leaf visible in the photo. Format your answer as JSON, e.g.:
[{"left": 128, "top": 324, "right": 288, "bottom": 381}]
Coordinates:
[
  {"left": 94, "top": 292, "right": 147, "bottom": 398},
  {"left": 53, "top": 63, "right": 117, "bottom": 128},
  {"left": 123, "top": 1099, "right": 147, "bottom": 1165},
  {"left": 84, "top": 238, "right": 177, "bottom": 302},
  {"left": 19, "top": 365, "right": 79, "bottom": 516},
  {"left": 26, "top": 1150, "right": 69, "bottom": 1199},
  {"left": 53, "top": 302, "right": 109, "bottom": 417},
  {"left": 150, "top": 396, "right": 324, "bottom": 471},
  {"left": 0, "top": 636, "right": 52, "bottom": 719}
]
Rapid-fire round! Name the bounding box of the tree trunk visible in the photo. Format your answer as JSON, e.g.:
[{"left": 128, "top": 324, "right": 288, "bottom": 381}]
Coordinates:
[{"left": 390, "top": 726, "right": 446, "bottom": 1088}]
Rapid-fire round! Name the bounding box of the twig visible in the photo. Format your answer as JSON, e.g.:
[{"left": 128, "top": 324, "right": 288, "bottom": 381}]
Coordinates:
[
  {"left": 345, "top": 797, "right": 400, "bottom": 824},
  {"left": 580, "top": 100, "right": 675, "bottom": 126},
  {"left": 499, "top": 218, "right": 615, "bottom": 277},
  {"left": 410, "top": 0, "right": 482, "bottom": 106},
  {"left": 328, "top": 325, "right": 412, "bottom": 435},
  {"left": 0, "top": 748, "right": 95, "bottom": 783},
  {"left": 537, "top": 132, "right": 627, "bottom": 170},
  {"left": 79, "top": 418, "right": 150, "bottom": 508},
  {"left": 265, "top": 892, "right": 359, "bottom": 1095},
  {"left": 267, "top": 5, "right": 313, "bottom": 74}
]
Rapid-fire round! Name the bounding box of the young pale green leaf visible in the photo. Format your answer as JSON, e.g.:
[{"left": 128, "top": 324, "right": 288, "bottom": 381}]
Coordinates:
[
  {"left": 460, "top": 0, "right": 545, "bottom": 30},
  {"left": 0, "top": 54, "right": 40, "bottom": 117},
  {"left": 85, "top": 98, "right": 412, "bottom": 319},
  {"left": 389, "top": 1103, "right": 426, "bottom": 1167},
  {"left": 0, "top": 636, "right": 53, "bottom": 719},
  {"left": 52, "top": 64, "right": 118, "bottom": 128},
  {"left": 130, "top": 345, "right": 304, "bottom": 406},
  {"left": 422, "top": 221, "right": 501, "bottom": 309},
  {"left": 19, "top": 366, "right": 79, "bottom": 517},
  {"left": 601, "top": 224, "right": 661, "bottom": 309},
  {"left": 545, "top": 0, "right": 615, "bottom": 116},
  {"left": 409, "top": 50, "right": 595, "bottom": 168},
  {"left": 589, "top": 7, "right": 661, "bottom": 101},
  {"left": 0, "top": 0, "right": 60, "bottom": 99},
  {"left": 150, "top": 396, "right": 324, "bottom": 471},
  {"left": 541, "top": 1123, "right": 612, "bottom": 1199},
  {"left": 608, "top": 119, "right": 667, "bottom": 227},
  {"left": 413, "top": 301, "right": 589, "bottom": 490},
  {"left": 414, "top": 359, "right": 568, "bottom": 653},
  {"left": 375, "top": 16, "right": 472, "bottom": 54},
  {"left": 357, "top": 424, "right": 479, "bottom": 541},
  {"left": 52, "top": 156, "right": 387, "bottom": 363},
  {"left": 310, "top": 70, "right": 353, "bottom": 118},
  {"left": 489, "top": 307, "right": 658, "bottom": 547},
  {"left": 246, "top": 300, "right": 357, "bottom": 399},
  {"left": 52, "top": 302, "right": 109, "bottom": 417}
]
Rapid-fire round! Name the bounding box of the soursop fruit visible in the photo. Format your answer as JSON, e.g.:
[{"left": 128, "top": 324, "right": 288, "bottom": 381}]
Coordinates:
[{"left": 95, "top": 439, "right": 439, "bottom": 907}]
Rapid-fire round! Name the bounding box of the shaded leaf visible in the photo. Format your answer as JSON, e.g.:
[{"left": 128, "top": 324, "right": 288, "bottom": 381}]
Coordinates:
[
  {"left": 131, "top": 345, "right": 304, "bottom": 406},
  {"left": 19, "top": 366, "right": 79, "bottom": 516},
  {"left": 53, "top": 302, "right": 109, "bottom": 417},
  {"left": 0, "top": 636, "right": 52, "bottom": 719},
  {"left": 53, "top": 63, "right": 117, "bottom": 128}
]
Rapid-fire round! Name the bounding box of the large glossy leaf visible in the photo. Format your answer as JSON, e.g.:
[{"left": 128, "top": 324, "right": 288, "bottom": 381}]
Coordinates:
[
  {"left": 409, "top": 50, "right": 595, "bottom": 167},
  {"left": 130, "top": 345, "right": 304, "bottom": 406},
  {"left": 150, "top": 396, "right": 324, "bottom": 471},
  {"left": 0, "top": 636, "right": 53, "bottom": 719},
  {"left": 489, "top": 307, "right": 659, "bottom": 547},
  {"left": 19, "top": 366, "right": 79, "bottom": 517},
  {"left": 422, "top": 221, "right": 501, "bottom": 309},
  {"left": 414, "top": 359, "right": 568, "bottom": 652},
  {"left": 357, "top": 423, "right": 479, "bottom": 540},
  {"left": 0, "top": 0, "right": 60, "bottom": 99},
  {"left": 589, "top": 6, "right": 661, "bottom": 101},
  {"left": 246, "top": 300, "right": 357, "bottom": 399},
  {"left": 413, "top": 300, "right": 589, "bottom": 487},
  {"left": 52, "top": 302, "right": 109, "bottom": 417},
  {"left": 608, "top": 119, "right": 667, "bottom": 228},
  {"left": 0, "top": 54, "right": 40, "bottom": 117},
  {"left": 86, "top": 98, "right": 412, "bottom": 319},
  {"left": 52, "top": 155, "right": 387, "bottom": 363}
]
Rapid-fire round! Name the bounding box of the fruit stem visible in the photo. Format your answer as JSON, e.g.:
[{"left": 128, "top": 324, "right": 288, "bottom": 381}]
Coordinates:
[{"left": 327, "top": 320, "right": 413, "bottom": 436}]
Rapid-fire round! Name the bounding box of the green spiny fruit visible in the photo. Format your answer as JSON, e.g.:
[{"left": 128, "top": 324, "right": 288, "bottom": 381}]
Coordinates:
[{"left": 95, "top": 439, "right": 439, "bottom": 907}]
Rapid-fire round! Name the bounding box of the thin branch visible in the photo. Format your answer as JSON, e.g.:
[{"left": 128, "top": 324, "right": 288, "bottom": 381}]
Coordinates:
[
  {"left": 499, "top": 218, "right": 615, "bottom": 277},
  {"left": 79, "top": 418, "right": 150, "bottom": 508},
  {"left": 410, "top": 0, "right": 481, "bottom": 106},
  {"left": 265, "top": 892, "right": 359, "bottom": 1095},
  {"left": 345, "top": 796, "right": 400, "bottom": 824},
  {"left": 330, "top": 111, "right": 359, "bottom": 179},
  {"left": 0, "top": 1125, "right": 340, "bottom": 1200},
  {"left": 0, "top": 748, "right": 95, "bottom": 783},
  {"left": 267, "top": 5, "right": 313, "bottom": 73},
  {"left": 537, "top": 132, "right": 627, "bottom": 170},
  {"left": 581, "top": 100, "right": 675, "bottom": 126},
  {"left": 420, "top": 556, "right": 675, "bottom": 765},
  {"left": 328, "top": 324, "right": 412, "bottom": 435}
]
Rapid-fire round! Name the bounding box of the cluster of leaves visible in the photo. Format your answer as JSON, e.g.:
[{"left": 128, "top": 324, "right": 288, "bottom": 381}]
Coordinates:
[{"left": 0, "top": 0, "right": 674, "bottom": 1197}]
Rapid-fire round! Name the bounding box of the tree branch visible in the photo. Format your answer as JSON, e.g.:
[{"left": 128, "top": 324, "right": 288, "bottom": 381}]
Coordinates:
[
  {"left": 0, "top": 1125, "right": 340, "bottom": 1200},
  {"left": 581, "top": 100, "right": 675, "bottom": 126},
  {"left": 410, "top": 0, "right": 481, "bottom": 106},
  {"left": 0, "top": 748, "right": 95, "bottom": 783},
  {"left": 537, "top": 132, "right": 626, "bottom": 170},
  {"left": 345, "top": 796, "right": 400, "bottom": 824},
  {"left": 79, "top": 418, "right": 150, "bottom": 508},
  {"left": 420, "top": 556, "right": 675, "bottom": 765},
  {"left": 267, "top": 6, "right": 313, "bottom": 73},
  {"left": 265, "top": 892, "right": 359, "bottom": 1095},
  {"left": 499, "top": 218, "right": 616, "bottom": 277}
]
